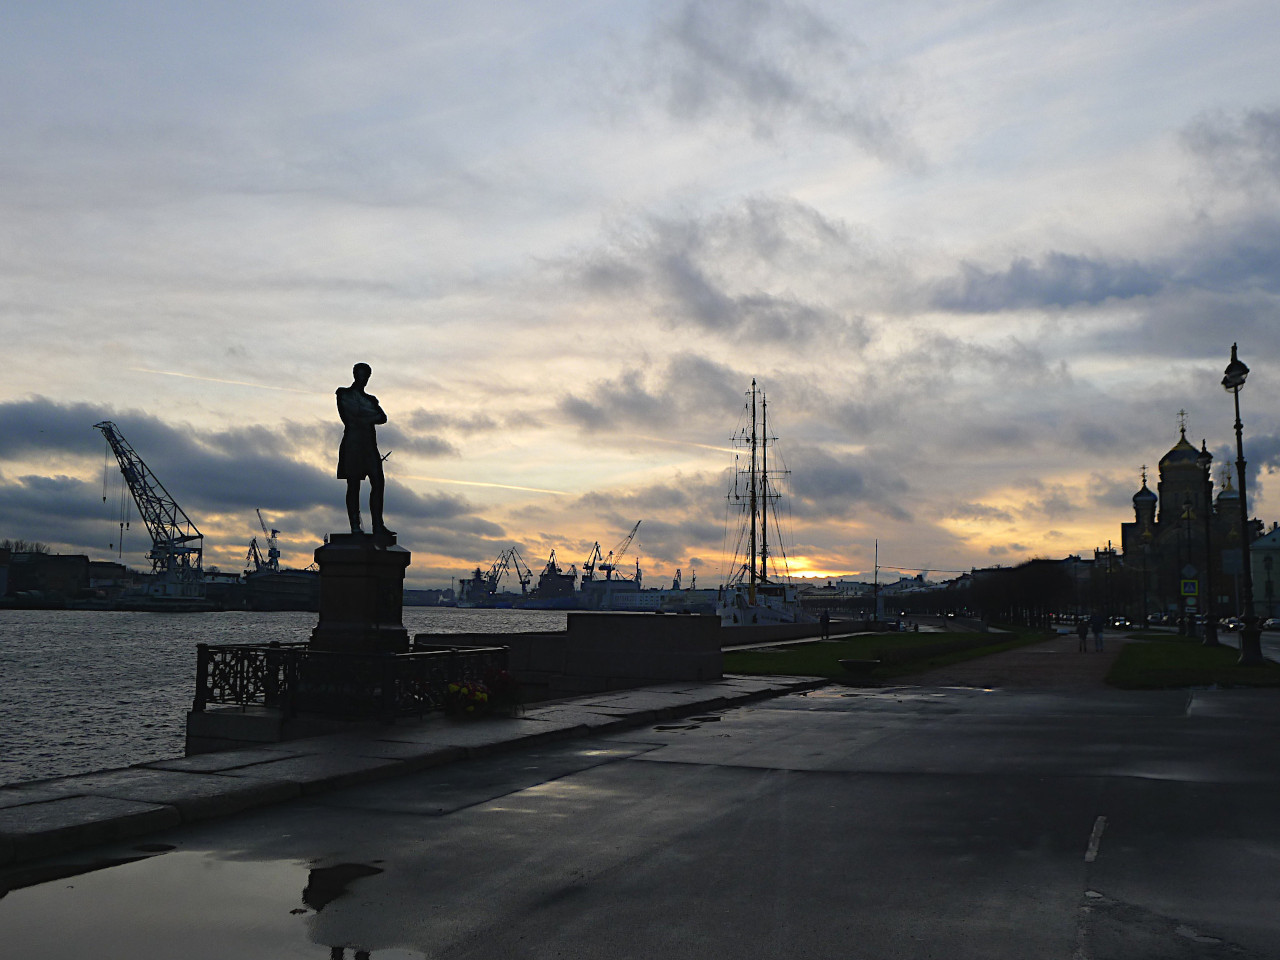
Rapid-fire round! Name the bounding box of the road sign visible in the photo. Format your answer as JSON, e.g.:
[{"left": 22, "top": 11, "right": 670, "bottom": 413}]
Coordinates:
[{"left": 1181, "top": 579, "right": 1199, "bottom": 597}]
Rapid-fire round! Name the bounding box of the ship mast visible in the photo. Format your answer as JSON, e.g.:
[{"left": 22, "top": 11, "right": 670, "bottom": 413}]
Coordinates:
[
  {"left": 759, "top": 387, "right": 770, "bottom": 585},
  {"left": 748, "top": 379, "right": 758, "bottom": 605}
]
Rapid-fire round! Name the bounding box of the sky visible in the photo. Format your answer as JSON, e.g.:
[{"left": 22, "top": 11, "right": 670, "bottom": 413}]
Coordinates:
[{"left": 4, "top": 0, "right": 1280, "bottom": 590}]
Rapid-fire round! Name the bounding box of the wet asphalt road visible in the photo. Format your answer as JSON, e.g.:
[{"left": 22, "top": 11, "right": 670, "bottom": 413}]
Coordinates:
[{"left": 3, "top": 684, "right": 1279, "bottom": 960}]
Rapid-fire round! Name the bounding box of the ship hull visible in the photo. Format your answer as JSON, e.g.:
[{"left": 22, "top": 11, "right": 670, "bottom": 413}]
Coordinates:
[{"left": 245, "top": 569, "right": 320, "bottom": 612}]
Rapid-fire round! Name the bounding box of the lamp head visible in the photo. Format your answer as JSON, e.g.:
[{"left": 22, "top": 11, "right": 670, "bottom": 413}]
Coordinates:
[{"left": 1222, "top": 342, "right": 1249, "bottom": 391}]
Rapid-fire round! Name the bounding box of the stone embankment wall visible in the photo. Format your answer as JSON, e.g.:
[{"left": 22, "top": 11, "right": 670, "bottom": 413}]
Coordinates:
[{"left": 417, "top": 611, "right": 724, "bottom": 702}]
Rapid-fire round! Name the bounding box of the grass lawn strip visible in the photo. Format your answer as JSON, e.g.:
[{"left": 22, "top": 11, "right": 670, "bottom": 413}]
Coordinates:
[
  {"left": 1107, "top": 635, "right": 1280, "bottom": 689},
  {"left": 722, "top": 630, "right": 1045, "bottom": 683}
]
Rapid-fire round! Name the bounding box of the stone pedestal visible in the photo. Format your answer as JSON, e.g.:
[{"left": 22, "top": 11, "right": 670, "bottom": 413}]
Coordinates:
[{"left": 309, "top": 532, "right": 411, "bottom": 654}]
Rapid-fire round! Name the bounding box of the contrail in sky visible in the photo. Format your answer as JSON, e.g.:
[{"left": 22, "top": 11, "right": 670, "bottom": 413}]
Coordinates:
[
  {"left": 402, "top": 474, "right": 569, "bottom": 496},
  {"left": 131, "top": 368, "right": 319, "bottom": 395},
  {"left": 633, "top": 434, "right": 734, "bottom": 455}
]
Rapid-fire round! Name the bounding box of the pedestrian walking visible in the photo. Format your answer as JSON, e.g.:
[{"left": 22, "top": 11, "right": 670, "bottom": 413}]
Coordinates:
[
  {"left": 821, "top": 610, "right": 831, "bottom": 640},
  {"left": 1090, "top": 613, "right": 1105, "bottom": 652},
  {"left": 1076, "top": 618, "right": 1089, "bottom": 653}
]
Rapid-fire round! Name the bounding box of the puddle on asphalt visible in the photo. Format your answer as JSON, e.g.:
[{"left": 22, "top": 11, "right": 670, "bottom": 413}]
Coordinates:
[{"left": 0, "top": 850, "right": 423, "bottom": 959}]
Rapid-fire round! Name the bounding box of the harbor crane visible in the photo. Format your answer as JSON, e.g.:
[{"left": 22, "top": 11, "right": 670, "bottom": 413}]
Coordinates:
[
  {"left": 94, "top": 421, "right": 204, "bottom": 598},
  {"left": 597, "top": 520, "right": 641, "bottom": 581},
  {"left": 505, "top": 546, "right": 534, "bottom": 594},
  {"left": 245, "top": 508, "right": 281, "bottom": 574},
  {"left": 581, "top": 541, "right": 603, "bottom": 584}
]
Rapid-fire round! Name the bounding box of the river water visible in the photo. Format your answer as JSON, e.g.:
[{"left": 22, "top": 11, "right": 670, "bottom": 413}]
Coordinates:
[{"left": 0, "top": 608, "right": 567, "bottom": 787}]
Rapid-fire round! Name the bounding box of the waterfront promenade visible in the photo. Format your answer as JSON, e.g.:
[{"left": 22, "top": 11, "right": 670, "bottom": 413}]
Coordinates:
[{"left": 3, "top": 632, "right": 1279, "bottom": 958}]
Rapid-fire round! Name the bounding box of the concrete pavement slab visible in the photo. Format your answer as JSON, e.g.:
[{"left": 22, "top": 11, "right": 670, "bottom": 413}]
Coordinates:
[
  {"left": 520, "top": 706, "right": 636, "bottom": 731},
  {"left": 6, "top": 768, "right": 300, "bottom": 822},
  {"left": 0, "top": 795, "right": 181, "bottom": 863},
  {"left": 0, "top": 785, "right": 67, "bottom": 810},
  {"left": 364, "top": 715, "right": 584, "bottom": 754},
  {"left": 315, "top": 742, "right": 660, "bottom": 817},
  {"left": 215, "top": 752, "right": 407, "bottom": 794},
  {"left": 143, "top": 744, "right": 325, "bottom": 773}
]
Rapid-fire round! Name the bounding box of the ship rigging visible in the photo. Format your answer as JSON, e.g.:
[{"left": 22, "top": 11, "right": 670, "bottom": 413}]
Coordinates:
[{"left": 718, "top": 380, "right": 804, "bottom": 625}]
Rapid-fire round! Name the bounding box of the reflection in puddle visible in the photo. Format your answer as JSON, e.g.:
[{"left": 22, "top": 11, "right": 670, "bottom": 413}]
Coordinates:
[
  {"left": 0, "top": 850, "right": 422, "bottom": 959},
  {"left": 304, "top": 863, "right": 384, "bottom": 912}
]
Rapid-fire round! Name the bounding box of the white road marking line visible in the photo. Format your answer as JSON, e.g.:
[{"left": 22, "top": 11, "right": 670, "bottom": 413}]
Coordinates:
[{"left": 1085, "top": 815, "right": 1107, "bottom": 863}]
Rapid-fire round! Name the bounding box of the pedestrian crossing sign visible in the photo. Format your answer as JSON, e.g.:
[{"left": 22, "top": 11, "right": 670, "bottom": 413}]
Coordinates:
[{"left": 1181, "top": 579, "right": 1199, "bottom": 597}]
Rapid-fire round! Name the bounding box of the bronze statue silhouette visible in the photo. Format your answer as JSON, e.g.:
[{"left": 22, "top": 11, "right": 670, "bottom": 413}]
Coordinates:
[{"left": 336, "top": 362, "right": 393, "bottom": 537}]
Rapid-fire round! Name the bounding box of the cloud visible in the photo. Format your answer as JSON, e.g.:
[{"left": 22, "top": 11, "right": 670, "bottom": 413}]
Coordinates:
[
  {"left": 569, "top": 196, "right": 879, "bottom": 345},
  {"left": 785, "top": 445, "right": 911, "bottom": 523},
  {"left": 557, "top": 354, "right": 742, "bottom": 435},
  {"left": 946, "top": 502, "right": 1015, "bottom": 524},
  {"left": 931, "top": 252, "right": 1164, "bottom": 313},
  {"left": 644, "top": 0, "right": 913, "bottom": 161},
  {"left": 377, "top": 423, "right": 460, "bottom": 459},
  {"left": 0, "top": 396, "right": 502, "bottom": 575},
  {"left": 0, "top": 397, "right": 112, "bottom": 458},
  {"left": 1183, "top": 106, "right": 1280, "bottom": 195}
]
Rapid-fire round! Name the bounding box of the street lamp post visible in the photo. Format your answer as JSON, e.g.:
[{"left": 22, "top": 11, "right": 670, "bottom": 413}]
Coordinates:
[
  {"left": 1181, "top": 498, "right": 1193, "bottom": 636},
  {"left": 1222, "top": 343, "right": 1264, "bottom": 666},
  {"left": 1198, "top": 440, "right": 1219, "bottom": 646}
]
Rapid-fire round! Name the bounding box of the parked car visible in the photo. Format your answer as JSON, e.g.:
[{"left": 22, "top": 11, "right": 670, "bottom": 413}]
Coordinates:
[{"left": 1262, "top": 618, "right": 1280, "bottom": 631}]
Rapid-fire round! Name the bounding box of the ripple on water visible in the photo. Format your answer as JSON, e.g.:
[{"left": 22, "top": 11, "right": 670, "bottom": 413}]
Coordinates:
[{"left": 0, "top": 607, "right": 566, "bottom": 785}]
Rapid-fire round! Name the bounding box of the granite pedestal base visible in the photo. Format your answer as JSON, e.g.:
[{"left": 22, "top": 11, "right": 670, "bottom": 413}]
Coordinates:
[{"left": 309, "top": 532, "right": 411, "bottom": 654}]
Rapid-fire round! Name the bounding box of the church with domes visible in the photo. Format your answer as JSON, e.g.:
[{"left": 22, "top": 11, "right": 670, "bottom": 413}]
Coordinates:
[{"left": 1119, "top": 421, "right": 1254, "bottom": 620}]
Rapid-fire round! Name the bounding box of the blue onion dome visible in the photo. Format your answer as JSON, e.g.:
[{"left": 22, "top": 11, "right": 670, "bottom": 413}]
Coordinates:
[{"left": 1133, "top": 482, "right": 1157, "bottom": 505}]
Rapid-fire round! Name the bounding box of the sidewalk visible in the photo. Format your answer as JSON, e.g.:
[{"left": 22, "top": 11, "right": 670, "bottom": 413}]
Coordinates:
[
  {"left": 0, "top": 674, "right": 823, "bottom": 870},
  {"left": 895, "top": 629, "right": 1126, "bottom": 689}
]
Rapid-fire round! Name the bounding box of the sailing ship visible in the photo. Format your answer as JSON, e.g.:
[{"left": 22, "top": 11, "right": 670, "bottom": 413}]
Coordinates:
[{"left": 717, "top": 379, "right": 806, "bottom": 626}]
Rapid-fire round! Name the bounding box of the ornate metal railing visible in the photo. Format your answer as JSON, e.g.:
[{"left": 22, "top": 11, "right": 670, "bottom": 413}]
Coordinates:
[{"left": 194, "top": 641, "right": 509, "bottom": 721}]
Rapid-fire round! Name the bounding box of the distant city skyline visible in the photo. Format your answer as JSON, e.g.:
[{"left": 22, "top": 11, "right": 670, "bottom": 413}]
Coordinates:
[{"left": 3, "top": 1, "right": 1280, "bottom": 589}]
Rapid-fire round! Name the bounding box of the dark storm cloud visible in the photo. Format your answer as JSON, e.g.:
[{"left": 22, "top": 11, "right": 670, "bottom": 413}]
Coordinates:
[
  {"left": 0, "top": 473, "right": 120, "bottom": 553},
  {"left": 648, "top": 0, "right": 912, "bottom": 161},
  {"left": 377, "top": 423, "right": 460, "bottom": 459},
  {"left": 382, "top": 480, "right": 486, "bottom": 527},
  {"left": 1170, "top": 216, "right": 1280, "bottom": 295},
  {"left": 0, "top": 397, "right": 496, "bottom": 557},
  {"left": 0, "top": 397, "right": 112, "bottom": 457},
  {"left": 572, "top": 198, "right": 876, "bottom": 346},
  {"left": 557, "top": 354, "right": 742, "bottom": 435},
  {"left": 566, "top": 476, "right": 726, "bottom": 566},
  {"left": 931, "top": 252, "right": 1164, "bottom": 313},
  {"left": 1183, "top": 106, "right": 1280, "bottom": 192},
  {"left": 785, "top": 446, "right": 911, "bottom": 523}
]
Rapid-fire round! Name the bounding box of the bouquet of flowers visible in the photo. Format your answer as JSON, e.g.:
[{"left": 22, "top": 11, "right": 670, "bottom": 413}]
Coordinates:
[{"left": 446, "top": 679, "right": 490, "bottom": 716}]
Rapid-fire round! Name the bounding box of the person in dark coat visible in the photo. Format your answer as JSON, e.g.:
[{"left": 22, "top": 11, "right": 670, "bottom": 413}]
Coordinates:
[
  {"left": 1090, "top": 612, "right": 1105, "bottom": 652},
  {"left": 336, "top": 362, "right": 392, "bottom": 536},
  {"left": 1076, "top": 617, "right": 1089, "bottom": 653}
]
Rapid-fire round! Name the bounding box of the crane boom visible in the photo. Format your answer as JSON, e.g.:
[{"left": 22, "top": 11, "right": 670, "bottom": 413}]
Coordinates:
[{"left": 94, "top": 421, "right": 204, "bottom": 596}]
